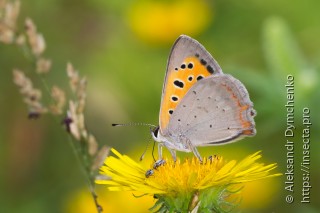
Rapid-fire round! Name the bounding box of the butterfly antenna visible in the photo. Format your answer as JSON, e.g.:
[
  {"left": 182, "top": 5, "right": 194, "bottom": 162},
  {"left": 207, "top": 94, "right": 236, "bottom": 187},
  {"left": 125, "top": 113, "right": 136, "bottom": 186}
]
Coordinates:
[
  {"left": 112, "top": 123, "right": 158, "bottom": 161},
  {"left": 112, "top": 122, "right": 157, "bottom": 128}
]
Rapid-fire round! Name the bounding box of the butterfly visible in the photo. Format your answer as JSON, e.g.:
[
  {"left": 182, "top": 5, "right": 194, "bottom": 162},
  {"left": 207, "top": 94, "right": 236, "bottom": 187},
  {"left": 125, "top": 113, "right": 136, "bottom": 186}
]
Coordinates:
[{"left": 151, "top": 35, "right": 256, "bottom": 162}]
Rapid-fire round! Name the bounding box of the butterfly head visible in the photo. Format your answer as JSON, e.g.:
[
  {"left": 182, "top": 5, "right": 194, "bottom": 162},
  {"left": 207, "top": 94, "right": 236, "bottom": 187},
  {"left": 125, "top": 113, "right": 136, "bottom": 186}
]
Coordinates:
[{"left": 151, "top": 126, "right": 161, "bottom": 142}]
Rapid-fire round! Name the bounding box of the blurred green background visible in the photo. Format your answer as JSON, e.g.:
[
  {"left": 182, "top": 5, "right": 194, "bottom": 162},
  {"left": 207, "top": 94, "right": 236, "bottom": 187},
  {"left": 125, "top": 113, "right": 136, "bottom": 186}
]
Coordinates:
[{"left": 1, "top": 0, "right": 319, "bottom": 212}]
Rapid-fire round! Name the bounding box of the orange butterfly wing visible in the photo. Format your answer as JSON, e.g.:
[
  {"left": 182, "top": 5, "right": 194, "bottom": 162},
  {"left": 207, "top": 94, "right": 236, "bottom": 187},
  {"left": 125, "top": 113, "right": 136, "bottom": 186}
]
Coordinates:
[{"left": 159, "top": 35, "right": 223, "bottom": 132}]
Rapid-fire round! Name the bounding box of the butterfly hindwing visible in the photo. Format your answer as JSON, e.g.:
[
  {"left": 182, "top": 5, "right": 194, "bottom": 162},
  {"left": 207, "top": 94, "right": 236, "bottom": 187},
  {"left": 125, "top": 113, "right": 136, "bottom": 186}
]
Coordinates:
[
  {"left": 159, "top": 35, "right": 223, "bottom": 133},
  {"left": 167, "top": 74, "right": 256, "bottom": 145}
]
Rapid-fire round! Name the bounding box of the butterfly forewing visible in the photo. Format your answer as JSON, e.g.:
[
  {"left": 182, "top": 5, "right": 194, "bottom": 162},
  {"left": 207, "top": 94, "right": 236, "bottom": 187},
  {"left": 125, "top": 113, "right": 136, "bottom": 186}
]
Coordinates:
[
  {"left": 159, "top": 35, "right": 223, "bottom": 133},
  {"left": 167, "top": 74, "right": 256, "bottom": 146}
]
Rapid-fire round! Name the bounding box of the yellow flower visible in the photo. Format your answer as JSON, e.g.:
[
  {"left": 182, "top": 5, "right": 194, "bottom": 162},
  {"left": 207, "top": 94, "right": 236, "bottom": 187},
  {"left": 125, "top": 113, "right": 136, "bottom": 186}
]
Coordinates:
[
  {"left": 97, "top": 149, "right": 281, "bottom": 212},
  {"left": 64, "top": 188, "right": 153, "bottom": 213},
  {"left": 127, "top": 0, "right": 212, "bottom": 44}
]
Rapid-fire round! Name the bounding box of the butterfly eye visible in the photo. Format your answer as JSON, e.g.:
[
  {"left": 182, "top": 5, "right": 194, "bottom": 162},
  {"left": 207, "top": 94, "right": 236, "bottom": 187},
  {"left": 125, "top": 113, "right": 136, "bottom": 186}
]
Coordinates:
[{"left": 152, "top": 126, "right": 159, "bottom": 138}]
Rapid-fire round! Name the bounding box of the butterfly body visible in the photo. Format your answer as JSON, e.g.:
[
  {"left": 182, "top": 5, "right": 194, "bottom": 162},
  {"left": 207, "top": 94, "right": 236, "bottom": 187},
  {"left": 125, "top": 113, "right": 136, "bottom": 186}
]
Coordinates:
[{"left": 152, "top": 35, "right": 256, "bottom": 161}]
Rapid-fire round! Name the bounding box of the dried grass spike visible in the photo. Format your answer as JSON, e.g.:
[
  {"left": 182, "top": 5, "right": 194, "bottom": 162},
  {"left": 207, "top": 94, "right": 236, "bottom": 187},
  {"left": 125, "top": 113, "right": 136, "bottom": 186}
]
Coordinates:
[
  {"left": 13, "top": 69, "right": 29, "bottom": 87},
  {"left": 36, "top": 57, "right": 51, "bottom": 73},
  {"left": 15, "top": 33, "right": 25, "bottom": 45},
  {"left": 50, "top": 85, "right": 66, "bottom": 114},
  {"left": 67, "top": 62, "right": 79, "bottom": 92},
  {"left": 25, "top": 17, "right": 46, "bottom": 56},
  {"left": 67, "top": 100, "right": 81, "bottom": 140},
  {"left": 88, "top": 134, "right": 98, "bottom": 156},
  {"left": 91, "top": 145, "right": 110, "bottom": 172},
  {"left": 4, "top": 1, "right": 20, "bottom": 28},
  {"left": 0, "top": 1, "right": 20, "bottom": 44}
]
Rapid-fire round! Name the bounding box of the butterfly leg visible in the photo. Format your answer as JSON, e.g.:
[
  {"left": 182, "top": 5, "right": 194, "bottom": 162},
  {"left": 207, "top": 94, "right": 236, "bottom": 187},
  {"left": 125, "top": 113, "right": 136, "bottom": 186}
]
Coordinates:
[
  {"left": 157, "top": 143, "right": 177, "bottom": 162},
  {"left": 152, "top": 144, "right": 167, "bottom": 170},
  {"left": 168, "top": 148, "right": 177, "bottom": 162},
  {"left": 157, "top": 143, "right": 163, "bottom": 160},
  {"left": 186, "top": 139, "right": 203, "bottom": 163}
]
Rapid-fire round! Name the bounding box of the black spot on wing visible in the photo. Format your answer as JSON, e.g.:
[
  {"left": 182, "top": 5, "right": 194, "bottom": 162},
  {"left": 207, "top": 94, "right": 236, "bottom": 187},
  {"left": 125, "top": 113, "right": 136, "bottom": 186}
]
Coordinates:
[
  {"left": 207, "top": 65, "right": 214, "bottom": 74},
  {"left": 171, "top": 96, "right": 178, "bottom": 102},
  {"left": 197, "top": 75, "right": 204, "bottom": 81},
  {"left": 200, "top": 59, "right": 207, "bottom": 65},
  {"left": 174, "top": 80, "right": 184, "bottom": 88}
]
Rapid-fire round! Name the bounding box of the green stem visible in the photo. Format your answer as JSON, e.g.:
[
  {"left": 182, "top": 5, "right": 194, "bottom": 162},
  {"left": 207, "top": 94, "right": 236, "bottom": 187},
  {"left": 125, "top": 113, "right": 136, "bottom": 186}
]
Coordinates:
[{"left": 67, "top": 136, "right": 102, "bottom": 213}]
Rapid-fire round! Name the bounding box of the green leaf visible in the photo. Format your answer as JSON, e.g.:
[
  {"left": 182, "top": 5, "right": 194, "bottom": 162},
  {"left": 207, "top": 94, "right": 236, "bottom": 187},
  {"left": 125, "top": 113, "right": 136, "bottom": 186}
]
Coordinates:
[{"left": 262, "top": 16, "right": 305, "bottom": 79}]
